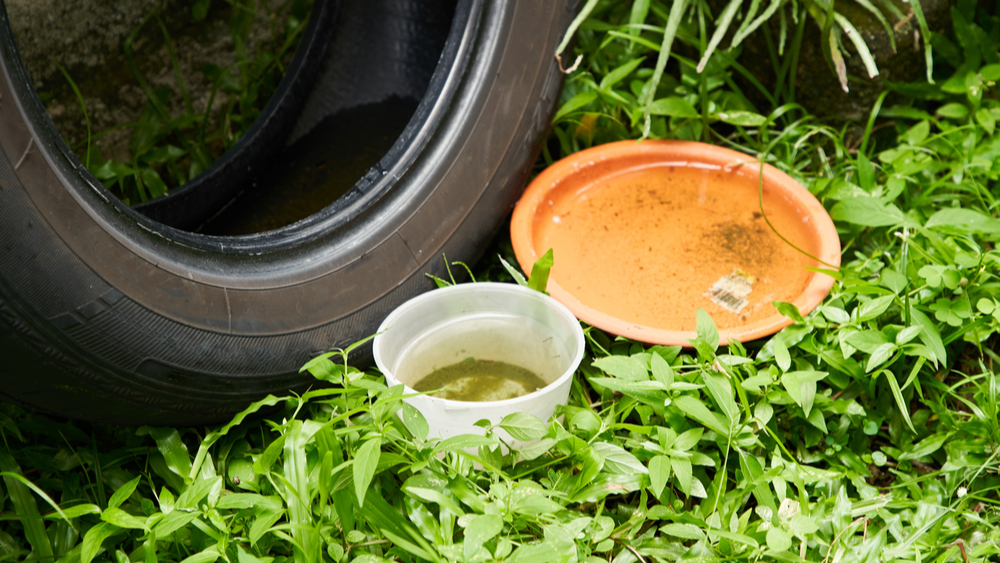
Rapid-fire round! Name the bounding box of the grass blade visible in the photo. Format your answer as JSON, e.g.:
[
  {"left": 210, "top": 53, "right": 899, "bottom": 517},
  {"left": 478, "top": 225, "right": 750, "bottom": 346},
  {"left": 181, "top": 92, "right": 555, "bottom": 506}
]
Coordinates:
[
  {"left": 190, "top": 394, "right": 286, "bottom": 479},
  {"left": 353, "top": 437, "right": 381, "bottom": 509},
  {"left": 283, "top": 420, "right": 320, "bottom": 563},
  {"left": 732, "top": 0, "right": 784, "bottom": 48},
  {"left": 879, "top": 369, "right": 916, "bottom": 434},
  {"left": 642, "top": 0, "right": 689, "bottom": 137},
  {"left": 833, "top": 13, "right": 880, "bottom": 79},
  {"left": 555, "top": 0, "right": 600, "bottom": 58},
  {"left": 852, "top": 0, "right": 896, "bottom": 53},
  {"left": 908, "top": 0, "right": 934, "bottom": 83},
  {"left": 0, "top": 451, "right": 55, "bottom": 562},
  {"left": 55, "top": 64, "right": 92, "bottom": 169},
  {"left": 697, "top": 0, "right": 742, "bottom": 73},
  {"left": 527, "top": 248, "right": 554, "bottom": 293}
]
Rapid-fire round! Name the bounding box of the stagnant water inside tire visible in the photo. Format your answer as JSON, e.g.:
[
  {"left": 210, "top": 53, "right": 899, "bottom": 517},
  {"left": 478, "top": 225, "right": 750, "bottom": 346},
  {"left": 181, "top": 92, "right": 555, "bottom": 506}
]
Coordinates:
[{"left": 198, "top": 96, "right": 418, "bottom": 236}]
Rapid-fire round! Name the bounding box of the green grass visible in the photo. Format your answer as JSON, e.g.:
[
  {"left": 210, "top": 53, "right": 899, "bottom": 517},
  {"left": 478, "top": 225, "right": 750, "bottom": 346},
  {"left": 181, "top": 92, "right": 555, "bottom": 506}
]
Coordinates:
[
  {"left": 60, "top": 0, "right": 313, "bottom": 205},
  {"left": 3, "top": 1, "right": 1000, "bottom": 562}
]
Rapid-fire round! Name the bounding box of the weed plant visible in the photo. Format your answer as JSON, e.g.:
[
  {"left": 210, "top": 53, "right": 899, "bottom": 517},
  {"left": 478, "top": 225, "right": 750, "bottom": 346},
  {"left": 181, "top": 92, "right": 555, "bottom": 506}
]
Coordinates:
[
  {"left": 62, "top": 0, "right": 313, "bottom": 204},
  {"left": 2, "top": 1, "right": 1000, "bottom": 562}
]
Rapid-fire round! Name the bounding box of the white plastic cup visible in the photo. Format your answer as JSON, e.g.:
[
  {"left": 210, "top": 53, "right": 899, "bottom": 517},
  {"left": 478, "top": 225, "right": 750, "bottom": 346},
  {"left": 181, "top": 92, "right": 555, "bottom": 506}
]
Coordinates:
[{"left": 373, "top": 282, "right": 586, "bottom": 441}]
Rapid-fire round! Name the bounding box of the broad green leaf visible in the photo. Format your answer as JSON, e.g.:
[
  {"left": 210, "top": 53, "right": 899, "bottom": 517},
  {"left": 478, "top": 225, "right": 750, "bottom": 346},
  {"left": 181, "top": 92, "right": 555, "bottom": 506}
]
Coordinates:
[
  {"left": 499, "top": 412, "right": 548, "bottom": 441},
  {"left": 910, "top": 306, "right": 946, "bottom": 365},
  {"left": 846, "top": 330, "right": 891, "bottom": 354},
  {"left": 673, "top": 395, "right": 729, "bottom": 435},
  {"left": 81, "top": 522, "right": 119, "bottom": 563},
  {"left": 143, "top": 427, "right": 192, "bottom": 481},
  {"left": 237, "top": 545, "right": 271, "bottom": 563},
  {"left": 511, "top": 492, "right": 565, "bottom": 516},
  {"left": 153, "top": 510, "right": 198, "bottom": 537},
  {"left": 404, "top": 487, "right": 463, "bottom": 516},
  {"left": 45, "top": 503, "right": 101, "bottom": 520},
  {"left": 742, "top": 374, "right": 771, "bottom": 392},
  {"left": 592, "top": 355, "right": 648, "bottom": 380},
  {"left": 101, "top": 507, "right": 148, "bottom": 530},
  {"left": 660, "top": 523, "right": 704, "bottom": 540},
  {"left": 215, "top": 493, "right": 282, "bottom": 511},
  {"left": 780, "top": 371, "right": 827, "bottom": 417},
  {"left": 858, "top": 295, "right": 896, "bottom": 321},
  {"left": 866, "top": 343, "right": 898, "bottom": 372},
  {"left": 141, "top": 168, "right": 168, "bottom": 199},
  {"left": 703, "top": 371, "right": 738, "bottom": 427},
  {"left": 982, "top": 64, "right": 1000, "bottom": 81},
  {"left": 689, "top": 477, "right": 708, "bottom": 498},
  {"left": 831, "top": 198, "right": 904, "bottom": 226},
  {"left": 773, "top": 301, "right": 804, "bottom": 322},
  {"left": 249, "top": 509, "right": 284, "bottom": 546},
  {"left": 754, "top": 401, "right": 773, "bottom": 425},
  {"left": 157, "top": 487, "right": 175, "bottom": 514},
  {"left": 806, "top": 408, "right": 828, "bottom": 433},
  {"left": 463, "top": 515, "right": 503, "bottom": 560},
  {"left": 714, "top": 529, "right": 760, "bottom": 548},
  {"left": 573, "top": 473, "right": 648, "bottom": 502},
  {"left": 647, "top": 96, "right": 699, "bottom": 118},
  {"left": 976, "top": 107, "right": 996, "bottom": 135},
  {"left": 738, "top": 451, "right": 775, "bottom": 512},
  {"left": 434, "top": 434, "right": 500, "bottom": 453},
  {"left": 400, "top": 402, "right": 429, "bottom": 441},
  {"left": 590, "top": 378, "right": 666, "bottom": 405},
  {"left": 554, "top": 91, "right": 598, "bottom": 122},
  {"left": 592, "top": 442, "right": 648, "bottom": 475},
  {"left": 716, "top": 111, "right": 767, "bottom": 126},
  {"left": 507, "top": 541, "right": 561, "bottom": 563},
  {"left": 936, "top": 103, "right": 968, "bottom": 119},
  {"left": 925, "top": 208, "right": 1000, "bottom": 234},
  {"left": 905, "top": 120, "right": 930, "bottom": 144},
  {"left": 177, "top": 546, "right": 221, "bottom": 563},
  {"left": 517, "top": 438, "right": 559, "bottom": 460},
  {"left": 899, "top": 432, "right": 952, "bottom": 460},
  {"left": 108, "top": 476, "right": 141, "bottom": 509},
  {"left": 671, "top": 457, "right": 693, "bottom": 496},
  {"left": 177, "top": 476, "right": 222, "bottom": 510},
  {"left": 879, "top": 270, "right": 909, "bottom": 295},
  {"left": 599, "top": 58, "right": 645, "bottom": 91},
  {"left": 773, "top": 338, "right": 791, "bottom": 372},
  {"left": 673, "top": 428, "right": 704, "bottom": 452},
  {"left": 766, "top": 527, "right": 792, "bottom": 551},
  {"left": 696, "top": 309, "right": 720, "bottom": 350},
  {"left": 359, "top": 484, "right": 441, "bottom": 562},
  {"left": 648, "top": 456, "right": 671, "bottom": 497},
  {"left": 354, "top": 438, "right": 382, "bottom": 508},
  {"left": 895, "top": 326, "right": 923, "bottom": 346},
  {"left": 527, "top": 249, "right": 553, "bottom": 293},
  {"left": 650, "top": 351, "right": 674, "bottom": 387}
]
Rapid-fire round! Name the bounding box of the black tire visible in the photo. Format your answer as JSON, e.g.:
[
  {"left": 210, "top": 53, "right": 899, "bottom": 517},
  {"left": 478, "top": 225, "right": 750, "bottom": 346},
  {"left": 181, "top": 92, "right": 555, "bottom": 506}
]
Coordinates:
[{"left": 0, "top": 0, "right": 573, "bottom": 425}]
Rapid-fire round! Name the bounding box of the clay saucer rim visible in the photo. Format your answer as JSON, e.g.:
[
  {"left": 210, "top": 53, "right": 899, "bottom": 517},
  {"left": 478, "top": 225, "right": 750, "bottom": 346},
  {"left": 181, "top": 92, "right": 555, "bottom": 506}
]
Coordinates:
[{"left": 510, "top": 139, "right": 842, "bottom": 346}]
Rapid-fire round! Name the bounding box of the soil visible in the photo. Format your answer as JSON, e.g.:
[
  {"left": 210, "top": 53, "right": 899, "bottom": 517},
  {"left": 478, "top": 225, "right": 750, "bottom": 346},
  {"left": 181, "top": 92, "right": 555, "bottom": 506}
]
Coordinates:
[{"left": 4, "top": 0, "right": 284, "bottom": 163}]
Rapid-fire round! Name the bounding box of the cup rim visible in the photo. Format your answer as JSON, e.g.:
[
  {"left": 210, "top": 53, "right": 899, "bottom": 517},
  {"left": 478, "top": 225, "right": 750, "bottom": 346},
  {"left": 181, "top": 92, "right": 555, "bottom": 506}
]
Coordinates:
[{"left": 373, "top": 282, "right": 586, "bottom": 407}]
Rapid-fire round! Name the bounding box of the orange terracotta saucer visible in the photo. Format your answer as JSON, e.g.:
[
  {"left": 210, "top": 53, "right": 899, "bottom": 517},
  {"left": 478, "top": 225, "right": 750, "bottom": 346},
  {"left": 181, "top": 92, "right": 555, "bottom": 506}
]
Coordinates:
[{"left": 510, "top": 140, "right": 841, "bottom": 346}]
